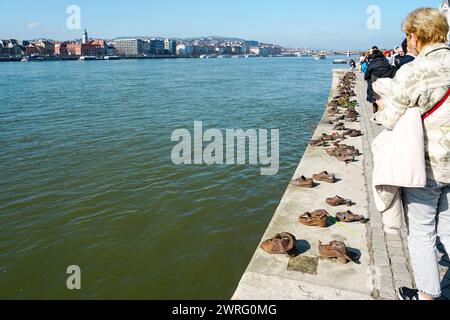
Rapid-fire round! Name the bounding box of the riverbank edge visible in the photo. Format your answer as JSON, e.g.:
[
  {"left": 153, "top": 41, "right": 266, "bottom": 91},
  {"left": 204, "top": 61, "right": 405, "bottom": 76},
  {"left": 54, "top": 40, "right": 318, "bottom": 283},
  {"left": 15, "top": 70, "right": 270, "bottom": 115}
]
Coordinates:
[{"left": 231, "top": 69, "right": 401, "bottom": 300}]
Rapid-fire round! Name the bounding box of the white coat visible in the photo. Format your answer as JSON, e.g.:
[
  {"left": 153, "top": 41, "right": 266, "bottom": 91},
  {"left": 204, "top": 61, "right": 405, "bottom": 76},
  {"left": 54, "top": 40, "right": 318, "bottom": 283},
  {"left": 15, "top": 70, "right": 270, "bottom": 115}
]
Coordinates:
[{"left": 372, "top": 107, "right": 427, "bottom": 234}]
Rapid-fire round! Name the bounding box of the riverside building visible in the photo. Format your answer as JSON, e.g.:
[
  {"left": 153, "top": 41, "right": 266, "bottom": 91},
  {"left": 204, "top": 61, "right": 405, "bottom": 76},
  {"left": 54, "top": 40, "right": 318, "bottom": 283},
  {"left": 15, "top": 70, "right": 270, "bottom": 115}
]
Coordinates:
[{"left": 114, "top": 39, "right": 143, "bottom": 56}]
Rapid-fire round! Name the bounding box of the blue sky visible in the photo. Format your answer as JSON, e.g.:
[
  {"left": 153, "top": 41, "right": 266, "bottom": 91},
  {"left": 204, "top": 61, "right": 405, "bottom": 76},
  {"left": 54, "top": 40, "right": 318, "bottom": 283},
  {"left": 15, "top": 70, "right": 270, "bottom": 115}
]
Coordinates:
[{"left": 0, "top": 0, "right": 444, "bottom": 49}]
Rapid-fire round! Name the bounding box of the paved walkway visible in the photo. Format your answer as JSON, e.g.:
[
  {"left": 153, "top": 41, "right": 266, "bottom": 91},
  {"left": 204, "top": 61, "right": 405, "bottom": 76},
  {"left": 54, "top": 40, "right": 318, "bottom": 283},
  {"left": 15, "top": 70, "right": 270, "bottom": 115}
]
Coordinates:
[
  {"left": 356, "top": 72, "right": 450, "bottom": 300},
  {"left": 356, "top": 72, "right": 414, "bottom": 299},
  {"left": 232, "top": 69, "right": 450, "bottom": 300}
]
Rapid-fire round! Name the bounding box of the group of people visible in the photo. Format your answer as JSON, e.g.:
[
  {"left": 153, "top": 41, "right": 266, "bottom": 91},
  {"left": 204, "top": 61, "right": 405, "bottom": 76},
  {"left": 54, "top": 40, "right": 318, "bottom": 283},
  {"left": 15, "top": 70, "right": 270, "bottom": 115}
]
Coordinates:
[
  {"left": 360, "top": 41, "right": 417, "bottom": 113},
  {"left": 359, "top": 7, "right": 450, "bottom": 301}
]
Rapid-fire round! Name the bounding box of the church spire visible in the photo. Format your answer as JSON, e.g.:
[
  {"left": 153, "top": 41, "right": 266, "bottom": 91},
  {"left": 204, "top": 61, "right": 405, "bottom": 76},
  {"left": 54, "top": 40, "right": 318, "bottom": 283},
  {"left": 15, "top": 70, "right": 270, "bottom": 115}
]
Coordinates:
[{"left": 82, "top": 29, "right": 88, "bottom": 44}]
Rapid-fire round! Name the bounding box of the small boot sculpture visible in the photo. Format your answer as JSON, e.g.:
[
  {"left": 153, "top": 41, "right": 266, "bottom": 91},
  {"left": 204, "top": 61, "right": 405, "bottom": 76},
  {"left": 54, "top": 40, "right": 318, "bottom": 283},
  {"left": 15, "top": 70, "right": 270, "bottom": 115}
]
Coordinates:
[{"left": 319, "top": 240, "right": 352, "bottom": 264}]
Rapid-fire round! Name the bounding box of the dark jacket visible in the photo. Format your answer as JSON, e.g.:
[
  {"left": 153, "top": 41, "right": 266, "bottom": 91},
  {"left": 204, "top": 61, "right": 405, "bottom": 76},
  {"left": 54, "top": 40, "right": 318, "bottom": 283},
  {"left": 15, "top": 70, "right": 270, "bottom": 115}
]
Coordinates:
[
  {"left": 391, "top": 55, "right": 416, "bottom": 78},
  {"left": 364, "top": 56, "right": 395, "bottom": 82},
  {"left": 395, "top": 54, "right": 415, "bottom": 67},
  {"left": 365, "top": 57, "right": 395, "bottom": 103}
]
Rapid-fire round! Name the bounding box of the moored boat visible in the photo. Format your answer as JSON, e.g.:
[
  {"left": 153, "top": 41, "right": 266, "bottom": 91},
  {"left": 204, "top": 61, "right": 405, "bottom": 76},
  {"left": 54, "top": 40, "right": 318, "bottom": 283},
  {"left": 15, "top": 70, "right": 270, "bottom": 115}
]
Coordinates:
[
  {"left": 333, "top": 59, "right": 348, "bottom": 64},
  {"left": 104, "top": 56, "right": 121, "bottom": 60},
  {"left": 79, "top": 55, "right": 97, "bottom": 61}
]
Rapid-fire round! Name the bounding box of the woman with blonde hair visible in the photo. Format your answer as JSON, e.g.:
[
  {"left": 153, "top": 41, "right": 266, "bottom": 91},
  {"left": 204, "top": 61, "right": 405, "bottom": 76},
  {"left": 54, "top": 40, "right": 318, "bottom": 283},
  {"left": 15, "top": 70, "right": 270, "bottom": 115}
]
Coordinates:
[{"left": 376, "top": 7, "right": 450, "bottom": 300}]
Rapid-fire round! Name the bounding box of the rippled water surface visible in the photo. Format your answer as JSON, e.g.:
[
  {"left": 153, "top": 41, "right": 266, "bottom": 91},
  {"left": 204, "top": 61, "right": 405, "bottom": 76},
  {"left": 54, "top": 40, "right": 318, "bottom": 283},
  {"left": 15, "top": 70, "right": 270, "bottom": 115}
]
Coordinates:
[{"left": 0, "top": 57, "right": 345, "bottom": 299}]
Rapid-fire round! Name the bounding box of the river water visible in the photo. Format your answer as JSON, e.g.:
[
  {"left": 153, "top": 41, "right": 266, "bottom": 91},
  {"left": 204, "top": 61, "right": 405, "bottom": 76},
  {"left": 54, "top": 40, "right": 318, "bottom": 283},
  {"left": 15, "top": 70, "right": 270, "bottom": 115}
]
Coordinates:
[{"left": 0, "top": 57, "right": 346, "bottom": 299}]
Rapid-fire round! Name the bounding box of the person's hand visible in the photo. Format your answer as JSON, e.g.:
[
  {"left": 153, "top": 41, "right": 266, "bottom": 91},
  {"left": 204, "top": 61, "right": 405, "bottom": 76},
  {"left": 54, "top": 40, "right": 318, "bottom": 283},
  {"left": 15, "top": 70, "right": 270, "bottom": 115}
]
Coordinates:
[{"left": 376, "top": 99, "right": 385, "bottom": 111}]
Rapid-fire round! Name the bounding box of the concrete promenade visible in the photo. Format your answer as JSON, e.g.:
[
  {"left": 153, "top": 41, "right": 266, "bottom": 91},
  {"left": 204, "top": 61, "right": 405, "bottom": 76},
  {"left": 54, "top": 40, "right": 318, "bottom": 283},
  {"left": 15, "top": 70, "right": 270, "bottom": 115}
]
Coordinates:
[{"left": 233, "top": 69, "right": 450, "bottom": 300}]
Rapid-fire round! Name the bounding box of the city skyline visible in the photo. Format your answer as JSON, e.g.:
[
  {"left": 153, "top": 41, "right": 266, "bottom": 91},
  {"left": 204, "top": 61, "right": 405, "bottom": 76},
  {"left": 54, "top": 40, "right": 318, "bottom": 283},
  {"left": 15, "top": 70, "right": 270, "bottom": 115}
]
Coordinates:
[{"left": 0, "top": 0, "right": 444, "bottom": 50}]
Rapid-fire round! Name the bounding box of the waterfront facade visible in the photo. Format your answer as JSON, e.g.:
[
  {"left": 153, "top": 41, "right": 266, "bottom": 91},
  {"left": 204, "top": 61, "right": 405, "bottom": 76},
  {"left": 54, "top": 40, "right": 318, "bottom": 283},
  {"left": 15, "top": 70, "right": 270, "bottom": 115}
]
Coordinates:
[
  {"left": 164, "top": 39, "right": 177, "bottom": 55},
  {"left": 150, "top": 39, "right": 165, "bottom": 55},
  {"left": 54, "top": 43, "right": 68, "bottom": 56},
  {"left": 176, "top": 43, "right": 193, "bottom": 56},
  {"left": 114, "top": 39, "right": 143, "bottom": 56},
  {"left": 1, "top": 33, "right": 294, "bottom": 60},
  {"left": 0, "top": 39, "right": 23, "bottom": 57},
  {"left": 66, "top": 42, "right": 104, "bottom": 56}
]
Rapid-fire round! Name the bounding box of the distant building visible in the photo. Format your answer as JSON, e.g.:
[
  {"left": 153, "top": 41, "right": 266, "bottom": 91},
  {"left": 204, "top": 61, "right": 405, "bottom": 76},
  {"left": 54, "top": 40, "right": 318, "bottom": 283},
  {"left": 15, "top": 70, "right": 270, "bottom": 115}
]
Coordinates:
[
  {"left": 440, "top": 0, "right": 450, "bottom": 42},
  {"left": 0, "top": 39, "right": 23, "bottom": 56},
  {"left": 249, "top": 47, "right": 260, "bottom": 56},
  {"left": 35, "top": 40, "right": 55, "bottom": 55},
  {"left": 142, "top": 40, "right": 151, "bottom": 55},
  {"left": 272, "top": 46, "right": 282, "bottom": 56},
  {"left": 176, "top": 43, "right": 193, "bottom": 56},
  {"left": 90, "top": 39, "right": 106, "bottom": 55},
  {"left": 60, "top": 30, "right": 105, "bottom": 57},
  {"left": 150, "top": 39, "right": 165, "bottom": 55},
  {"left": 231, "top": 46, "right": 240, "bottom": 54},
  {"left": 18, "top": 40, "right": 30, "bottom": 47},
  {"left": 114, "top": 39, "right": 143, "bottom": 56},
  {"left": 105, "top": 45, "right": 117, "bottom": 56},
  {"left": 164, "top": 39, "right": 177, "bottom": 55},
  {"left": 24, "top": 44, "right": 41, "bottom": 56},
  {"left": 66, "top": 42, "right": 104, "bottom": 56},
  {"left": 54, "top": 43, "right": 68, "bottom": 56},
  {"left": 260, "top": 47, "right": 270, "bottom": 57}
]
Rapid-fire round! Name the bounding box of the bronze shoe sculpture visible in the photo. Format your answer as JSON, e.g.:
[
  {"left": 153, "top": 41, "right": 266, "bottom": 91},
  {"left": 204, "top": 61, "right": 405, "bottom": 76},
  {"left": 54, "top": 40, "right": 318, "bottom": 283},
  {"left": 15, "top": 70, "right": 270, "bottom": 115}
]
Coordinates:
[
  {"left": 336, "top": 211, "right": 367, "bottom": 223},
  {"left": 333, "top": 122, "right": 346, "bottom": 131},
  {"left": 312, "top": 171, "right": 336, "bottom": 184},
  {"left": 326, "top": 148, "right": 342, "bottom": 157},
  {"left": 326, "top": 195, "right": 353, "bottom": 207},
  {"left": 349, "top": 130, "right": 363, "bottom": 138},
  {"left": 299, "top": 210, "right": 329, "bottom": 228},
  {"left": 322, "top": 133, "right": 335, "bottom": 142},
  {"left": 310, "top": 139, "right": 325, "bottom": 147},
  {"left": 319, "top": 240, "right": 352, "bottom": 264},
  {"left": 336, "top": 155, "right": 355, "bottom": 164},
  {"left": 290, "top": 176, "right": 314, "bottom": 188},
  {"left": 260, "top": 232, "right": 297, "bottom": 257}
]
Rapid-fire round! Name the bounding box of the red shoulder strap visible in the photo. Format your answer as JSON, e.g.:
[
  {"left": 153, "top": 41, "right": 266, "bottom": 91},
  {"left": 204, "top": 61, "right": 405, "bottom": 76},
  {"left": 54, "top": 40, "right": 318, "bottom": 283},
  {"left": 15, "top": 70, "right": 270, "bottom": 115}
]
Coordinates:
[{"left": 422, "top": 88, "right": 450, "bottom": 120}]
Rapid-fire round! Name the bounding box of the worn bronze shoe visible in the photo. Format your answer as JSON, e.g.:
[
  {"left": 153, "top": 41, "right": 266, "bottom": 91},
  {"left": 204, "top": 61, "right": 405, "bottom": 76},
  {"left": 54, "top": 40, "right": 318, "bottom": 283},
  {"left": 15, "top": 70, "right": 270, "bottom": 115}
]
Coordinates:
[
  {"left": 260, "top": 232, "right": 297, "bottom": 257},
  {"left": 326, "top": 148, "right": 342, "bottom": 157},
  {"left": 326, "top": 195, "right": 353, "bottom": 207},
  {"left": 332, "top": 132, "right": 347, "bottom": 140},
  {"left": 299, "top": 210, "right": 329, "bottom": 228},
  {"left": 328, "top": 108, "right": 341, "bottom": 116},
  {"left": 312, "top": 171, "right": 336, "bottom": 183},
  {"left": 333, "top": 122, "right": 346, "bottom": 131},
  {"left": 343, "top": 129, "right": 354, "bottom": 136},
  {"left": 336, "top": 211, "right": 367, "bottom": 223},
  {"left": 341, "top": 148, "right": 360, "bottom": 156},
  {"left": 349, "top": 130, "right": 363, "bottom": 138},
  {"left": 290, "top": 176, "right": 314, "bottom": 188},
  {"left": 319, "top": 240, "right": 352, "bottom": 264},
  {"left": 346, "top": 110, "right": 359, "bottom": 118},
  {"left": 310, "top": 139, "right": 325, "bottom": 147},
  {"left": 336, "top": 155, "right": 355, "bottom": 164},
  {"left": 332, "top": 142, "right": 355, "bottom": 150},
  {"left": 322, "top": 133, "right": 335, "bottom": 142}
]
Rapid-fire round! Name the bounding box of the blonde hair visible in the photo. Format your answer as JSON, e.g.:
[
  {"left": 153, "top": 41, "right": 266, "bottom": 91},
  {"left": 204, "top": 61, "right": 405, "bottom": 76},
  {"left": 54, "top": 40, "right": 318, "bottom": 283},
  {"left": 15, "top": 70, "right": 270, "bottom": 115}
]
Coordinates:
[{"left": 402, "top": 7, "right": 449, "bottom": 45}]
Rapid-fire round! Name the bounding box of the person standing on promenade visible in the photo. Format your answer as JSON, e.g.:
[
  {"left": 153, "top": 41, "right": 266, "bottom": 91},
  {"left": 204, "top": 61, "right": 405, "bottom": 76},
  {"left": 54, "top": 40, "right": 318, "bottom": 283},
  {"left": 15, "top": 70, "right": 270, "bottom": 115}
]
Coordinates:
[
  {"left": 395, "top": 47, "right": 405, "bottom": 66},
  {"left": 361, "top": 52, "right": 370, "bottom": 73},
  {"left": 375, "top": 7, "right": 450, "bottom": 301},
  {"left": 397, "top": 39, "right": 416, "bottom": 68},
  {"left": 365, "top": 49, "right": 395, "bottom": 113},
  {"left": 388, "top": 49, "right": 397, "bottom": 66}
]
